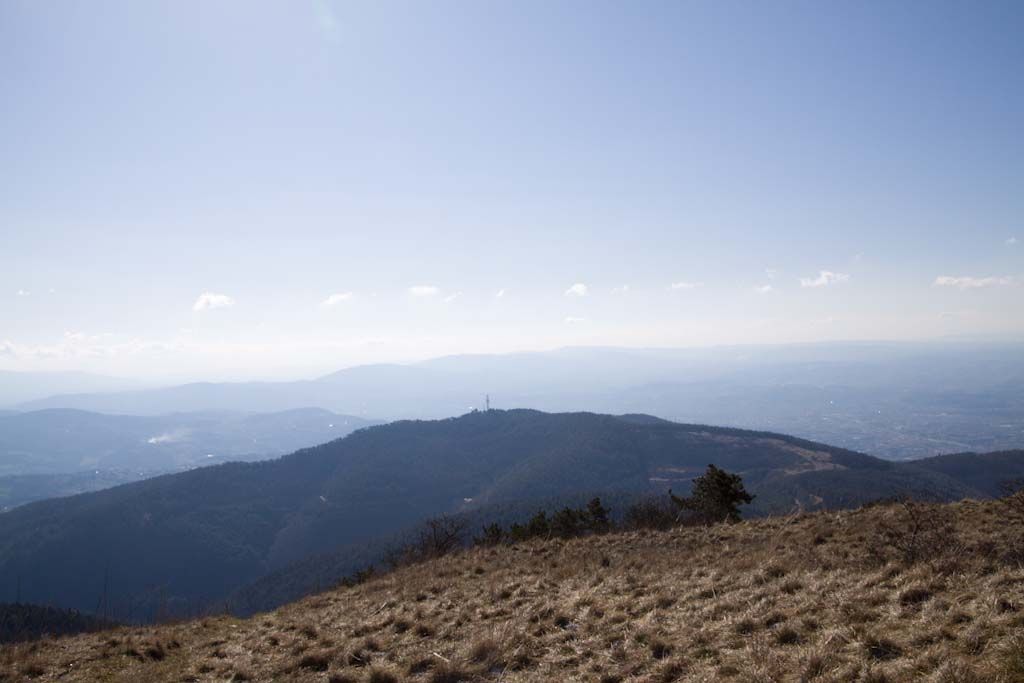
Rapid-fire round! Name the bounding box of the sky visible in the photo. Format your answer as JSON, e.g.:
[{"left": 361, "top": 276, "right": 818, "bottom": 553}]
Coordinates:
[{"left": 1, "top": 1, "right": 1022, "bottom": 381}]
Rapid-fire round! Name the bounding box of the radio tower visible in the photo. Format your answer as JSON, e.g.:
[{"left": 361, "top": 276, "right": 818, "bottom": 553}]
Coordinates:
[{"left": 486, "top": 394, "right": 491, "bottom": 411}]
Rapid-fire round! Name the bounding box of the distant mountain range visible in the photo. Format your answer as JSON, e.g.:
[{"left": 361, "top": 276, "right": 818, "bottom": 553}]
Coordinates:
[
  {"left": 0, "top": 407, "right": 377, "bottom": 476},
  {"left": 1, "top": 408, "right": 1020, "bottom": 620},
  {"left": 9, "top": 342, "right": 1024, "bottom": 459},
  {"left": 0, "top": 370, "right": 150, "bottom": 407},
  {"left": 0, "top": 408, "right": 378, "bottom": 509}
]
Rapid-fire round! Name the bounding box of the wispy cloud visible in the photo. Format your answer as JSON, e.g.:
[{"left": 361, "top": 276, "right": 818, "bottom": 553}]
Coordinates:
[
  {"left": 408, "top": 285, "right": 440, "bottom": 298},
  {"left": 1008, "top": 237, "right": 1018, "bottom": 246},
  {"left": 0, "top": 333, "right": 181, "bottom": 362},
  {"left": 15, "top": 289, "right": 29, "bottom": 297},
  {"left": 564, "top": 283, "right": 588, "bottom": 297},
  {"left": 321, "top": 292, "right": 354, "bottom": 306},
  {"left": 147, "top": 430, "right": 188, "bottom": 445},
  {"left": 63, "top": 330, "right": 110, "bottom": 343},
  {"left": 443, "top": 292, "right": 462, "bottom": 303},
  {"left": 668, "top": 281, "right": 703, "bottom": 290},
  {"left": 933, "top": 275, "right": 1015, "bottom": 290},
  {"left": 495, "top": 289, "right": 506, "bottom": 298},
  {"left": 611, "top": 285, "right": 630, "bottom": 293},
  {"left": 754, "top": 284, "right": 774, "bottom": 294},
  {"left": 564, "top": 316, "right": 586, "bottom": 324},
  {"left": 311, "top": 0, "right": 339, "bottom": 41},
  {"left": 765, "top": 268, "right": 778, "bottom": 280},
  {"left": 193, "top": 292, "right": 235, "bottom": 311},
  {"left": 799, "top": 271, "right": 849, "bottom": 288}
]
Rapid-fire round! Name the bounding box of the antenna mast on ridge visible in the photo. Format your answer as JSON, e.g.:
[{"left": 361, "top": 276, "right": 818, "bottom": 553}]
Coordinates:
[{"left": 486, "top": 394, "right": 490, "bottom": 411}]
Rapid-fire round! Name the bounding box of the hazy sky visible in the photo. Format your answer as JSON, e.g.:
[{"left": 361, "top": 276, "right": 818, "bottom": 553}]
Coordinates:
[{"left": 2, "top": 1, "right": 1022, "bottom": 380}]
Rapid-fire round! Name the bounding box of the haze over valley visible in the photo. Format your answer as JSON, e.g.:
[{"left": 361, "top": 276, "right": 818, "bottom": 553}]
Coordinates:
[
  {"left": 2, "top": 2, "right": 1023, "bottom": 680},
  {"left": 6, "top": 341, "right": 1023, "bottom": 464}
]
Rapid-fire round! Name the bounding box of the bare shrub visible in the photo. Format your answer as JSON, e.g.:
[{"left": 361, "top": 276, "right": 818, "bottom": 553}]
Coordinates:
[
  {"left": 869, "top": 499, "right": 961, "bottom": 567},
  {"left": 622, "top": 497, "right": 678, "bottom": 531},
  {"left": 1000, "top": 480, "right": 1024, "bottom": 522},
  {"left": 386, "top": 515, "right": 469, "bottom": 568},
  {"left": 998, "top": 480, "right": 1024, "bottom": 564}
]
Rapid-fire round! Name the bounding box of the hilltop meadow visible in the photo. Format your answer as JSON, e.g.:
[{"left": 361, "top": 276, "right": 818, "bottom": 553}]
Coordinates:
[{"left": 3, "top": 494, "right": 1024, "bottom": 683}]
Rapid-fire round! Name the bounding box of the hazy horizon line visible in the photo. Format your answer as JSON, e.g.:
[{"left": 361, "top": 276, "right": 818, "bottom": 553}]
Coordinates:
[{"left": 3, "top": 333, "right": 1022, "bottom": 387}]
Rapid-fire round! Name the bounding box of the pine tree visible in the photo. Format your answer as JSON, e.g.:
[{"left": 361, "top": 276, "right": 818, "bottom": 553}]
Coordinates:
[
  {"left": 551, "top": 507, "right": 584, "bottom": 538},
  {"left": 586, "top": 497, "right": 611, "bottom": 533},
  {"left": 670, "top": 464, "right": 754, "bottom": 524},
  {"left": 477, "top": 522, "right": 506, "bottom": 546}
]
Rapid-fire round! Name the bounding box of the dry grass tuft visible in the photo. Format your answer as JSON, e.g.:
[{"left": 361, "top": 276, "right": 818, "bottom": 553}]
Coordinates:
[{"left": 365, "top": 664, "right": 401, "bottom": 683}]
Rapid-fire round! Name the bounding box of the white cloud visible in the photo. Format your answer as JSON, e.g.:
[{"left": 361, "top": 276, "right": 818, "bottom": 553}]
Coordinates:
[
  {"left": 408, "top": 285, "right": 440, "bottom": 297},
  {"left": 63, "top": 330, "right": 109, "bottom": 343},
  {"left": 565, "top": 283, "right": 588, "bottom": 297},
  {"left": 443, "top": 292, "right": 462, "bottom": 303},
  {"left": 668, "top": 281, "right": 703, "bottom": 290},
  {"left": 495, "top": 289, "right": 506, "bottom": 298},
  {"left": 564, "top": 316, "right": 586, "bottom": 324},
  {"left": 147, "top": 430, "right": 187, "bottom": 445},
  {"left": 754, "top": 284, "right": 774, "bottom": 294},
  {"left": 16, "top": 289, "right": 29, "bottom": 297},
  {"left": 799, "top": 271, "right": 850, "bottom": 288},
  {"left": 193, "top": 292, "right": 235, "bottom": 311},
  {"left": 611, "top": 285, "right": 630, "bottom": 293},
  {"left": 321, "top": 292, "right": 354, "bottom": 306},
  {"left": 765, "top": 269, "right": 778, "bottom": 280},
  {"left": 933, "top": 275, "right": 1015, "bottom": 290},
  {"left": 1008, "top": 237, "right": 1018, "bottom": 246}
]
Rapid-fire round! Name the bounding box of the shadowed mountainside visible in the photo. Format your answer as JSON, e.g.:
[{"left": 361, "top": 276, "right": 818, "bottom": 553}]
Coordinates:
[
  {"left": 0, "top": 409, "right": 1020, "bottom": 620},
  {"left": 0, "top": 604, "right": 117, "bottom": 644}
]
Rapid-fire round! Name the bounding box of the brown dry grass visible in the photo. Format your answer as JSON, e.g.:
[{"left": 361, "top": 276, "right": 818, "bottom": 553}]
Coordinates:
[{"left": 3, "top": 498, "right": 1024, "bottom": 682}]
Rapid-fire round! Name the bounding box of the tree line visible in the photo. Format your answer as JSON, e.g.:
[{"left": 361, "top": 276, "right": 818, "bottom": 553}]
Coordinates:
[{"left": 378, "top": 464, "right": 754, "bottom": 569}]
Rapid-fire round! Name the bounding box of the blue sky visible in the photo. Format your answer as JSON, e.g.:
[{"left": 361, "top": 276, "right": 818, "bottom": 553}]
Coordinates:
[{"left": 1, "top": 1, "right": 1022, "bottom": 380}]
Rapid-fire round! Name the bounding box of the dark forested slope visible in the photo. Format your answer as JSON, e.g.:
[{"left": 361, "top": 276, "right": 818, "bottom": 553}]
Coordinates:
[
  {"left": 0, "top": 410, "right": 1011, "bottom": 619},
  {"left": 910, "top": 449, "right": 1024, "bottom": 496}
]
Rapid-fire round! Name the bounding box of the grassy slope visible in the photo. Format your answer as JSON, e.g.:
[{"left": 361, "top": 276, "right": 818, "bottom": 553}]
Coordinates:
[{"left": 4, "top": 499, "right": 1024, "bottom": 682}]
